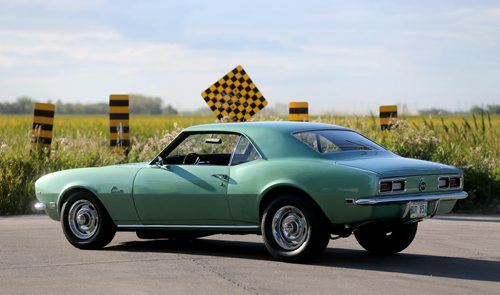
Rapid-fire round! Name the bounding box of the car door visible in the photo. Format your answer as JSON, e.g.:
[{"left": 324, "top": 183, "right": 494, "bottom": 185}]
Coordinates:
[{"left": 132, "top": 132, "right": 238, "bottom": 225}]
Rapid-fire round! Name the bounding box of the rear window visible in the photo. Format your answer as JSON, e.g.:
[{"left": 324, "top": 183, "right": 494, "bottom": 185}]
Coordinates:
[{"left": 293, "top": 130, "right": 384, "bottom": 153}]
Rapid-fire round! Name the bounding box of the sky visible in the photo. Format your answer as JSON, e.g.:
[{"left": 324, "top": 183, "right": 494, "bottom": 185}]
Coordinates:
[{"left": 0, "top": 0, "right": 499, "bottom": 114}]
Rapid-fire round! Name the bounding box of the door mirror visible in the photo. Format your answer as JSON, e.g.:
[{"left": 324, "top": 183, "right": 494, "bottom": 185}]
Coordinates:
[{"left": 155, "top": 156, "right": 163, "bottom": 167}]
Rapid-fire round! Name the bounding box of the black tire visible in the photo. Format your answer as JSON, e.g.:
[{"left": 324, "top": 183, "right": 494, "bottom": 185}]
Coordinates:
[
  {"left": 354, "top": 222, "right": 418, "bottom": 255},
  {"left": 61, "top": 191, "right": 116, "bottom": 249},
  {"left": 261, "top": 194, "right": 330, "bottom": 263}
]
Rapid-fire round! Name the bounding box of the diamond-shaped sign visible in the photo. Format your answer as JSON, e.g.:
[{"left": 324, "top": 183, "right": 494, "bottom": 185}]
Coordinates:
[{"left": 201, "top": 65, "right": 268, "bottom": 122}]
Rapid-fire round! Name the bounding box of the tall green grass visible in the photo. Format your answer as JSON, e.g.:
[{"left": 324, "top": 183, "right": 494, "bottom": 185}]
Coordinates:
[{"left": 0, "top": 114, "right": 498, "bottom": 215}]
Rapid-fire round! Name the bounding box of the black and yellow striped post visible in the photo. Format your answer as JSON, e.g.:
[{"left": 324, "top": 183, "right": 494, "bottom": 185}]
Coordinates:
[
  {"left": 379, "top": 105, "right": 398, "bottom": 131},
  {"left": 109, "top": 94, "right": 130, "bottom": 148},
  {"left": 289, "top": 102, "right": 309, "bottom": 122},
  {"left": 32, "top": 103, "right": 55, "bottom": 149}
]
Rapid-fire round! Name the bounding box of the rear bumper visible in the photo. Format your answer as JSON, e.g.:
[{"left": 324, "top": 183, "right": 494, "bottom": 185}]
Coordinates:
[
  {"left": 354, "top": 191, "right": 468, "bottom": 219},
  {"left": 355, "top": 191, "right": 468, "bottom": 205}
]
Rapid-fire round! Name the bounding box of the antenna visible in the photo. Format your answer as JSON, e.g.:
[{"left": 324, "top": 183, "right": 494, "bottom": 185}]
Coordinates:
[{"left": 117, "top": 122, "right": 123, "bottom": 147}]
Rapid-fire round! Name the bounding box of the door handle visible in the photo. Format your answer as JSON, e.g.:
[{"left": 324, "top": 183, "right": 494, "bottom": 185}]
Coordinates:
[{"left": 212, "top": 174, "right": 229, "bottom": 182}]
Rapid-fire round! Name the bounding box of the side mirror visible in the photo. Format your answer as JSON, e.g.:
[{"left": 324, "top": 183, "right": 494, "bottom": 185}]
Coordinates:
[{"left": 155, "top": 156, "right": 163, "bottom": 167}]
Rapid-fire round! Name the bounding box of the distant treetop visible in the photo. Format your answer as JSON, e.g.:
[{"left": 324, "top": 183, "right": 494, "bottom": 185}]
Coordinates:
[{"left": 0, "top": 95, "right": 178, "bottom": 115}]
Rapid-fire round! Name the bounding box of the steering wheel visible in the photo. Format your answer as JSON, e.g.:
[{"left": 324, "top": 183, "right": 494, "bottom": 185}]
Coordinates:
[{"left": 182, "top": 153, "right": 206, "bottom": 165}]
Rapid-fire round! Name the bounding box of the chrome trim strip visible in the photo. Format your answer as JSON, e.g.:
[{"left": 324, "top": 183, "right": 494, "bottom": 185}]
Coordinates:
[
  {"left": 355, "top": 191, "right": 468, "bottom": 205},
  {"left": 34, "top": 202, "right": 46, "bottom": 210},
  {"left": 117, "top": 224, "right": 260, "bottom": 230}
]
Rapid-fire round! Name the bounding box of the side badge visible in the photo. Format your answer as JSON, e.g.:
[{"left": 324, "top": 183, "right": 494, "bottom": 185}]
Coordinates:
[{"left": 111, "top": 186, "right": 124, "bottom": 194}]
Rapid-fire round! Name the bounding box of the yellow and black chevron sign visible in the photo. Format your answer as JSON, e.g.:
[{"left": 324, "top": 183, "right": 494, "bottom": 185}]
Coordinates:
[
  {"left": 201, "top": 65, "right": 267, "bottom": 122},
  {"left": 380, "top": 105, "right": 398, "bottom": 131},
  {"left": 289, "top": 102, "right": 309, "bottom": 122},
  {"left": 109, "top": 94, "right": 130, "bottom": 147},
  {"left": 32, "top": 103, "right": 55, "bottom": 148}
]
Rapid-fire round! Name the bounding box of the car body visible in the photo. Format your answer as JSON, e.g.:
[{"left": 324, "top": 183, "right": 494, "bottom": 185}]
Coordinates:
[{"left": 35, "top": 122, "right": 467, "bottom": 262}]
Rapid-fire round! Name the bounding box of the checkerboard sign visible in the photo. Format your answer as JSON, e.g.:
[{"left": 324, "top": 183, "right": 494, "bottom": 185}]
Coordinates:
[
  {"left": 32, "top": 103, "right": 56, "bottom": 149},
  {"left": 201, "top": 65, "right": 268, "bottom": 122},
  {"left": 109, "top": 94, "right": 130, "bottom": 147},
  {"left": 379, "top": 105, "right": 398, "bottom": 131}
]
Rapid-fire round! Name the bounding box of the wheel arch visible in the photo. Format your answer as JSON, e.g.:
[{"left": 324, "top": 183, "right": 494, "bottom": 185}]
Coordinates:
[
  {"left": 258, "top": 184, "right": 331, "bottom": 227},
  {"left": 58, "top": 186, "right": 112, "bottom": 223}
]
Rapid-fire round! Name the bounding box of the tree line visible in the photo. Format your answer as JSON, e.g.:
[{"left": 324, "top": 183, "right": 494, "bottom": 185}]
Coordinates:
[
  {"left": 0, "top": 95, "right": 178, "bottom": 115},
  {"left": 419, "top": 104, "right": 500, "bottom": 115},
  {"left": 1, "top": 96, "right": 499, "bottom": 116}
]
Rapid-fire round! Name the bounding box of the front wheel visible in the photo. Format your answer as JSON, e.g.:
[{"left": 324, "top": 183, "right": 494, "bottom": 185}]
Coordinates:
[
  {"left": 261, "top": 194, "right": 330, "bottom": 263},
  {"left": 354, "top": 222, "right": 418, "bottom": 255},
  {"left": 61, "top": 191, "right": 116, "bottom": 249}
]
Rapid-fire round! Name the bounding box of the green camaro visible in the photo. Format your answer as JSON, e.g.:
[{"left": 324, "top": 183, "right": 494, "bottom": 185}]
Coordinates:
[{"left": 34, "top": 122, "right": 467, "bottom": 262}]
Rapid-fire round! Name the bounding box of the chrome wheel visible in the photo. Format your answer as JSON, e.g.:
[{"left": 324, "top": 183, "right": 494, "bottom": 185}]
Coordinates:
[
  {"left": 68, "top": 200, "right": 99, "bottom": 240},
  {"left": 272, "top": 205, "right": 309, "bottom": 250}
]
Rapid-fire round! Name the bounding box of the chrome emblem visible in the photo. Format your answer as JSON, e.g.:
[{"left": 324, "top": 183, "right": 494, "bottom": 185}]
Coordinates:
[
  {"left": 419, "top": 181, "right": 427, "bottom": 192},
  {"left": 110, "top": 186, "right": 124, "bottom": 194}
]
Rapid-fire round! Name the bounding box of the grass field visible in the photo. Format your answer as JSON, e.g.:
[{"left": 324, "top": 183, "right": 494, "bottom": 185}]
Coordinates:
[{"left": 1, "top": 114, "right": 499, "bottom": 215}]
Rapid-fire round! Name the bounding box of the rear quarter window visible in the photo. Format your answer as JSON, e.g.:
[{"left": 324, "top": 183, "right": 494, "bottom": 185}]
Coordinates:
[{"left": 293, "top": 130, "right": 383, "bottom": 153}]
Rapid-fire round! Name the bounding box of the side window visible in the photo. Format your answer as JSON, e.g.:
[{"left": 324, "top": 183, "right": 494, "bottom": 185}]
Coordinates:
[
  {"left": 164, "top": 133, "right": 239, "bottom": 165},
  {"left": 293, "top": 132, "right": 319, "bottom": 151},
  {"left": 231, "top": 136, "right": 262, "bottom": 166},
  {"left": 293, "top": 130, "right": 383, "bottom": 153},
  {"left": 318, "top": 135, "right": 340, "bottom": 153},
  {"left": 293, "top": 131, "right": 339, "bottom": 153}
]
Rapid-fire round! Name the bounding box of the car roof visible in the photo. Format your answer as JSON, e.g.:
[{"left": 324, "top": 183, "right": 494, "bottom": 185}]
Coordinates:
[
  {"left": 183, "top": 121, "right": 353, "bottom": 159},
  {"left": 184, "top": 121, "right": 351, "bottom": 133}
]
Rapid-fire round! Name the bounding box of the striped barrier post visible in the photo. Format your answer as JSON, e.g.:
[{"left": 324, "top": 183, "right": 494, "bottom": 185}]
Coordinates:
[
  {"left": 32, "top": 103, "right": 55, "bottom": 149},
  {"left": 289, "top": 102, "right": 309, "bottom": 122},
  {"left": 109, "top": 94, "right": 130, "bottom": 148},
  {"left": 379, "top": 105, "right": 398, "bottom": 131}
]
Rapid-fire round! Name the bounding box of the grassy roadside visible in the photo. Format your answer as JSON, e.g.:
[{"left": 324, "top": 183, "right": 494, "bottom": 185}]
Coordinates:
[{"left": 1, "top": 114, "right": 499, "bottom": 215}]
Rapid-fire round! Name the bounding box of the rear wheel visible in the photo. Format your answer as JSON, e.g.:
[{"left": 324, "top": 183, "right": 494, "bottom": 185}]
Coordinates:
[
  {"left": 61, "top": 191, "right": 116, "bottom": 249},
  {"left": 354, "top": 222, "right": 418, "bottom": 255},
  {"left": 261, "top": 194, "right": 330, "bottom": 263}
]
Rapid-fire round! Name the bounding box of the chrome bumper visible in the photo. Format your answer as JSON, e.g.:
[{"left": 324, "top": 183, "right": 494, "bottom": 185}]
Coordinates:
[
  {"left": 34, "top": 202, "right": 46, "bottom": 210},
  {"left": 355, "top": 191, "right": 468, "bottom": 205}
]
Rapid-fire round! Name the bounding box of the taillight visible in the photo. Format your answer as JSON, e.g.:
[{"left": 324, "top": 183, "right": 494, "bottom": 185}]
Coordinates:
[
  {"left": 438, "top": 176, "right": 461, "bottom": 189},
  {"left": 449, "top": 177, "right": 460, "bottom": 188},
  {"left": 379, "top": 179, "right": 405, "bottom": 194},
  {"left": 379, "top": 181, "right": 392, "bottom": 193},
  {"left": 438, "top": 177, "right": 449, "bottom": 189}
]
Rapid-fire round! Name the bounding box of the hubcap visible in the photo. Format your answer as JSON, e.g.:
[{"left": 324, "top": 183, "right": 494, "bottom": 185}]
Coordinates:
[
  {"left": 68, "top": 200, "right": 99, "bottom": 239},
  {"left": 272, "top": 206, "right": 309, "bottom": 250}
]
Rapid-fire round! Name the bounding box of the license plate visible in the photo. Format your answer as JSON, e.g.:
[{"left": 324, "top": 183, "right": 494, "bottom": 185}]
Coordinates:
[{"left": 409, "top": 201, "right": 428, "bottom": 218}]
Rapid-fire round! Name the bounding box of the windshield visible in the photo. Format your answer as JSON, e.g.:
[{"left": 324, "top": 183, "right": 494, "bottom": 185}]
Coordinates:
[{"left": 293, "top": 130, "right": 384, "bottom": 153}]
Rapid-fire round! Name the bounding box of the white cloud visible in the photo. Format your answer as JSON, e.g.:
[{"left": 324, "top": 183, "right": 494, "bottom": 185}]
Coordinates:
[
  {"left": 1, "top": 28, "right": 410, "bottom": 112},
  {"left": 1, "top": 2, "right": 499, "bottom": 114}
]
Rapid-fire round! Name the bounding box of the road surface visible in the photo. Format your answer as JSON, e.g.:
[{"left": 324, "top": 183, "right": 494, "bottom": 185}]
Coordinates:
[{"left": 1, "top": 215, "right": 499, "bottom": 294}]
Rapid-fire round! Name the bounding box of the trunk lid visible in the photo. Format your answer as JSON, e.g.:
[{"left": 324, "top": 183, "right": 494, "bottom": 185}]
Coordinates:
[{"left": 330, "top": 152, "right": 458, "bottom": 177}]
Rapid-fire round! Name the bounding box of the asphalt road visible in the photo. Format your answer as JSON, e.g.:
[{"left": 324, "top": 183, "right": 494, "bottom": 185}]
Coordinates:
[{"left": 1, "top": 215, "right": 499, "bottom": 295}]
